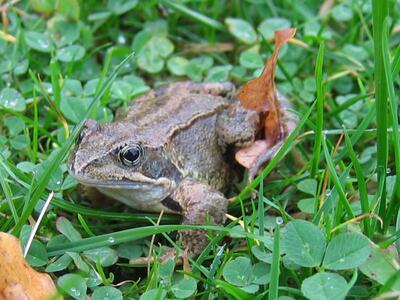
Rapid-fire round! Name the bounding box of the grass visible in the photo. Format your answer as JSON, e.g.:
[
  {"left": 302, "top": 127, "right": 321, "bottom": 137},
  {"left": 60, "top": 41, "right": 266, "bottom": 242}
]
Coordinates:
[
  {"left": 0, "top": 0, "right": 400, "bottom": 299},
  {"left": 372, "top": 0, "right": 389, "bottom": 231},
  {"left": 268, "top": 221, "right": 281, "bottom": 300},
  {"left": 310, "top": 41, "right": 325, "bottom": 178},
  {"left": 382, "top": 18, "right": 400, "bottom": 229}
]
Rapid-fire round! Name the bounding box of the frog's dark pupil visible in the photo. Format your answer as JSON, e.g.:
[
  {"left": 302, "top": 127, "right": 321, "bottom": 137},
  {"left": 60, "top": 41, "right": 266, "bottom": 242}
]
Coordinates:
[
  {"left": 119, "top": 144, "right": 143, "bottom": 166},
  {"left": 124, "top": 148, "right": 139, "bottom": 162}
]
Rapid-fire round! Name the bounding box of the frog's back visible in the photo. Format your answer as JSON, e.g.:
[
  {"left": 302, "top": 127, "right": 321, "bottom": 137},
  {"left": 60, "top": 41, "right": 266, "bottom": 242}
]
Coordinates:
[{"left": 124, "top": 91, "right": 229, "bottom": 139}]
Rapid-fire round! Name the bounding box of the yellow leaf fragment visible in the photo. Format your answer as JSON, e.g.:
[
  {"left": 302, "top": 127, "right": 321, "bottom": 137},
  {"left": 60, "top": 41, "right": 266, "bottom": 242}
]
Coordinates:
[
  {"left": 0, "top": 232, "right": 60, "bottom": 300},
  {"left": 0, "top": 30, "right": 16, "bottom": 42}
]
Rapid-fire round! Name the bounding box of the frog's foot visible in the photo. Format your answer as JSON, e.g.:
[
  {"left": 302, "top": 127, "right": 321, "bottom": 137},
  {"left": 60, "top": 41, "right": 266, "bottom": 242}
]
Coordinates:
[
  {"left": 130, "top": 179, "right": 228, "bottom": 265},
  {"left": 173, "top": 179, "right": 229, "bottom": 257}
]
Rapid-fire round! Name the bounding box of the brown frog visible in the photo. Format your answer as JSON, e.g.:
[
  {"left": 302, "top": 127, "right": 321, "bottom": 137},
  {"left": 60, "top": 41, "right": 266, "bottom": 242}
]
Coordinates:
[{"left": 68, "top": 81, "right": 294, "bottom": 256}]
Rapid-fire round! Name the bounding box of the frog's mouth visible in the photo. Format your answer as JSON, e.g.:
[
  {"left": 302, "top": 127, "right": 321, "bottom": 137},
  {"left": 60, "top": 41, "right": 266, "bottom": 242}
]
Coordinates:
[
  {"left": 70, "top": 172, "right": 176, "bottom": 209},
  {"left": 69, "top": 170, "right": 175, "bottom": 189}
]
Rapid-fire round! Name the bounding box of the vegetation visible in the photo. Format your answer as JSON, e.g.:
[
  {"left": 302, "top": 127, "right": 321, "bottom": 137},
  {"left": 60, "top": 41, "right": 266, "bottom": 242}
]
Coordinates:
[{"left": 0, "top": 0, "right": 399, "bottom": 299}]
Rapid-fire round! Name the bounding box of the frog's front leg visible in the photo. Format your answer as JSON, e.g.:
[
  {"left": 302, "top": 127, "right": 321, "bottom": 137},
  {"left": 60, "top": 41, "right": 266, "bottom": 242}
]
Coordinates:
[
  {"left": 216, "top": 101, "right": 260, "bottom": 147},
  {"left": 173, "top": 179, "right": 229, "bottom": 257}
]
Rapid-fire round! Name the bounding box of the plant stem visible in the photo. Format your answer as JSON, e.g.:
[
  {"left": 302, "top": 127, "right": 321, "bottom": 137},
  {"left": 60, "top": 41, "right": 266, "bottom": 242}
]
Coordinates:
[
  {"left": 311, "top": 42, "right": 325, "bottom": 177},
  {"left": 372, "top": 0, "right": 389, "bottom": 231}
]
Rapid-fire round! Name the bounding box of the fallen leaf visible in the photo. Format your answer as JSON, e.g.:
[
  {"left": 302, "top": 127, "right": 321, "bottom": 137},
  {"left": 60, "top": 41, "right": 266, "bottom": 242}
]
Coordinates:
[
  {"left": 239, "top": 27, "right": 296, "bottom": 146},
  {"left": 235, "top": 139, "right": 284, "bottom": 180},
  {"left": 0, "top": 232, "right": 60, "bottom": 300},
  {"left": 236, "top": 28, "right": 296, "bottom": 176},
  {"left": 235, "top": 140, "right": 270, "bottom": 169}
]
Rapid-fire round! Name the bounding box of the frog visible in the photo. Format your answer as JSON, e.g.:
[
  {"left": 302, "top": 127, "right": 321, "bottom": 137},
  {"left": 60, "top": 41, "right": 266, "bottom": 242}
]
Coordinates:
[{"left": 67, "top": 81, "right": 294, "bottom": 257}]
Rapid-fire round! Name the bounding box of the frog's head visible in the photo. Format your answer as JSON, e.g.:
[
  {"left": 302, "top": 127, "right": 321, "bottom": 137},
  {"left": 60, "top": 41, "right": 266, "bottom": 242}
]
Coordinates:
[{"left": 68, "top": 119, "right": 181, "bottom": 208}]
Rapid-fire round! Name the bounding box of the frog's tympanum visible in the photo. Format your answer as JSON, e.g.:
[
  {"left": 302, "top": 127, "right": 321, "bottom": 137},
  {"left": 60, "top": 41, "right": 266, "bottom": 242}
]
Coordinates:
[{"left": 68, "top": 81, "right": 293, "bottom": 257}]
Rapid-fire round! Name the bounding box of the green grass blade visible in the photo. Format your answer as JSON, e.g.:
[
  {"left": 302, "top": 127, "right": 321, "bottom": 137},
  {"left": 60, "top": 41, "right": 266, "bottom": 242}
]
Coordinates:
[
  {"left": 0, "top": 163, "right": 18, "bottom": 223},
  {"left": 162, "top": 0, "right": 225, "bottom": 31},
  {"left": 47, "top": 225, "right": 191, "bottom": 256},
  {"left": 0, "top": 155, "right": 31, "bottom": 189},
  {"left": 0, "top": 108, "right": 55, "bottom": 142},
  {"left": 47, "top": 224, "right": 226, "bottom": 256},
  {"left": 391, "top": 43, "right": 400, "bottom": 77},
  {"left": 322, "top": 136, "right": 354, "bottom": 219},
  {"left": 335, "top": 103, "right": 376, "bottom": 163},
  {"left": 344, "top": 129, "right": 372, "bottom": 237},
  {"left": 258, "top": 172, "right": 265, "bottom": 247},
  {"left": 382, "top": 18, "right": 400, "bottom": 228},
  {"left": 313, "top": 165, "right": 352, "bottom": 224},
  {"left": 32, "top": 92, "right": 39, "bottom": 164},
  {"left": 47, "top": 222, "right": 277, "bottom": 257},
  {"left": 50, "top": 59, "right": 61, "bottom": 107},
  {"left": 12, "top": 52, "right": 135, "bottom": 235},
  {"left": 95, "top": 48, "right": 113, "bottom": 97},
  {"left": 77, "top": 214, "right": 95, "bottom": 237},
  {"left": 378, "top": 268, "right": 400, "bottom": 295},
  {"left": 215, "top": 280, "right": 253, "bottom": 300},
  {"left": 372, "top": 0, "right": 389, "bottom": 225},
  {"left": 311, "top": 42, "right": 325, "bottom": 177},
  {"left": 327, "top": 93, "right": 373, "bottom": 117},
  {"left": 208, "top": 245, "right": 225, "bottom": 279},
  {"left": 346, "top": 270, "right": 359, "bottom": 295},
  {"left": 268, "top": 221, "right": 281, "bottom": 300},
  {"left": 51, "top": 197, "right": 179, "bottom": 223},
  {"left": 378, "top": 230, "right": 400, "bottom": 249}
]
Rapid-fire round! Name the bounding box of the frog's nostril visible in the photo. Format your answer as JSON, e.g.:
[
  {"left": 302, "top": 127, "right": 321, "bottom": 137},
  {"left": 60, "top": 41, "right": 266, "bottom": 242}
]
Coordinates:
[
  {"left": 84, "top": 119, "right": 100, "bottom": 132},
  {"left": 77, "top": 119, "right": 101, "bottom": 144}
]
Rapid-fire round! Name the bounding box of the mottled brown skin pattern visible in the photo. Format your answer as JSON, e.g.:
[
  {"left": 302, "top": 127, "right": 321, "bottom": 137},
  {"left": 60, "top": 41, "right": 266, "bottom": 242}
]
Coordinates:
[{"left": 68, "top": 81, "right": 261, "bottom": 256}]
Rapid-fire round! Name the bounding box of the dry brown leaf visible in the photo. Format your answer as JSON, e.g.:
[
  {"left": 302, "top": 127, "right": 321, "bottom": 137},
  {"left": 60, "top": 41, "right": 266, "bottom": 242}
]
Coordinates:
[
  {"left": 239, "top": 27, "right": 296, "bottom": 146},
  {"left": 235, "top": 139, "right": 284, "bottom": 181},
  {"left": 0, "top": 232, "right": 60, "bottom": 300},
  {"left": 236, "top": 28, "right": 296, "bottom": 176},
  {"left": 234, "top": 140, "right": 270, "bottom": 169}
]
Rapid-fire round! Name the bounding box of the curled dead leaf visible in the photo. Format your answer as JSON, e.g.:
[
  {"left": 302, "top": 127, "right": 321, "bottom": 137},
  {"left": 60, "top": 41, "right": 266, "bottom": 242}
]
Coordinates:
[
  {"left": 239, "top": 28, "right": 296, "bottom": 110},
  {"left": 235, "top": 139, "right": 285, "bottom": 181},
  {"left": 0, "top": 232, "right": 60, "bottom": 300},
  {"left": 236, "top": 28, "right": 297, "bottom": 174},
  {"left": 239, "top": 28, "right": 296, "bottom": 145},
  {"left": 235, "top": 140, "right": 270, "bottom": 169}
]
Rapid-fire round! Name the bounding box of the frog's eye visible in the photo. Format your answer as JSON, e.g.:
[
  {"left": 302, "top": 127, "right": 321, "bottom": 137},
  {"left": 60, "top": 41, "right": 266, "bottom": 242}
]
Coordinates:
[{"left": 118, "top": 144, "right": 144, "bottom": 166}]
